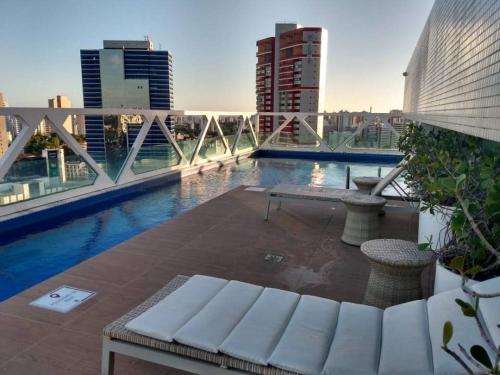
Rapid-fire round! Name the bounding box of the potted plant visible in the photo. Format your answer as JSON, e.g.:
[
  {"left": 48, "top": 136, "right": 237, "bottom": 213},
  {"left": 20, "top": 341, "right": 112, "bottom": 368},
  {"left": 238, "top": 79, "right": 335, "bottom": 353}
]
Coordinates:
[
  {"left": 441, "top": 264, "right": 500, "bottom": 374},
  {"left": 398, "top": 124, "right": 456, "bottom": 247},
  {"left": 398, "top": 123, "right": 500, "bottom": 292}
]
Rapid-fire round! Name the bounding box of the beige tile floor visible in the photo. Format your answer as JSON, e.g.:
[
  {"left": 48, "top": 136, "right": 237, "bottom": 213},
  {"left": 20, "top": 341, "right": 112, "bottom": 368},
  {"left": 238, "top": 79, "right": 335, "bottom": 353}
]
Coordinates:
[{"left": 0, "top": 186, "right": 427, "bottom": 374}]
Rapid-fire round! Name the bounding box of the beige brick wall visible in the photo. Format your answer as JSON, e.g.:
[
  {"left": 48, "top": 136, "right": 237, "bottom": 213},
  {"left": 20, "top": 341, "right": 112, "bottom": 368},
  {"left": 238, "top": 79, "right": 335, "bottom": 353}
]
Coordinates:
[{"left": 403, "top": 0, "right": 500, "bottom": 142}]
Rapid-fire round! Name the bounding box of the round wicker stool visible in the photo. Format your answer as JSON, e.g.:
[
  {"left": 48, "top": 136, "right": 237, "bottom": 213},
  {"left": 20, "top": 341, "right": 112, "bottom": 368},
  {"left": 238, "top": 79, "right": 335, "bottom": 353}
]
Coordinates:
[
  {"left": 341, "top": 194, "right": 387, "bottom": 246},
  {"left": 353, "top": 176, "right": 382, "bottom": 194},
  {"left": 361, "top": 239, "right": 434, "bottom": 308}
]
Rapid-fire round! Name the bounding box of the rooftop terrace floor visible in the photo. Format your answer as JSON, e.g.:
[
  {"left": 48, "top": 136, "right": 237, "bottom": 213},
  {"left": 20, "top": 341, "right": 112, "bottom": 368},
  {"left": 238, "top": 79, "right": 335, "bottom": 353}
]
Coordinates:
[{"left": 0, "top": 186, "right": 429, "bottom": 374}]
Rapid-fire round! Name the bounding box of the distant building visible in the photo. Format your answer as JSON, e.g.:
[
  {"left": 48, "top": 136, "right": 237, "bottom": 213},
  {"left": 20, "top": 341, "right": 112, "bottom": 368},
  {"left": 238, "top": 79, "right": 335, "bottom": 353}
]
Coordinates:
[
  {"left": 322, "top": 110, "right": 404, "bottom": 150},
  {"left": 73, "top": 114, "right": 86, "bottom": 136},
  {"left": 256, "top": 24, "right": 328, "bottom": 139},
  {"left": 6, "top": 108, "right": 22, "bottom": 139},
  {"left": 65, "top": 160, "right": 90, "bottom": 180},
  {"left": 80, "top": 39, "right": 173, "bottom": 162},
  {"left": 387, "top": 110, "right": 406, "bottom": 133},
  {"left": 39, "top": 95, "right": 73, "bottom": 134},
  {"left": 0, "top": 93, "right": 9, "bottom": 157}
]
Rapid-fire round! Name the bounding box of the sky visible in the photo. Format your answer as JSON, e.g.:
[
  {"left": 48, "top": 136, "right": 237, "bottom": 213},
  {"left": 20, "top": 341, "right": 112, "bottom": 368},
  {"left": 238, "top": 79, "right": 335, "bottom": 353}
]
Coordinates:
[{"left": 0, "top": 0, "right": 434, "bottom": 112}]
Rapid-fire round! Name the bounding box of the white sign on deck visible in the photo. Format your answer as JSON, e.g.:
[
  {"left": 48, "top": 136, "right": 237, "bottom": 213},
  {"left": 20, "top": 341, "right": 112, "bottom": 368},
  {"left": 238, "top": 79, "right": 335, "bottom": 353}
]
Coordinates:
[
  {"left": 30, "top": 286, "right": 96, "bottom": 313},
  {"left": 245, "top": 186, "right": 267, "bottom": 192}
]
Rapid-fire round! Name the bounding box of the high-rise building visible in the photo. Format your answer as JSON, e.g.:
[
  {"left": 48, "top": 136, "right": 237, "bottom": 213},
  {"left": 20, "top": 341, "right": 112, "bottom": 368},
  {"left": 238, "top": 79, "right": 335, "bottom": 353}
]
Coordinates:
[
  {"left": 0, "top": 93, "right": 9, "bottom": 157},
  {"left": 256, "top": 24, "right": 328, "bottom": 139},
  {"left": 39, "top": 95, "right": 73, "bottom": 134},
  {"left": 80, "top": 39, "right": 173, "bottom": 162},
  {"left": 1, "top": 96, "right": 22, "bottom": 140},
  {"left": 73, "top": 114, "right": 86, "bottom": 136}
]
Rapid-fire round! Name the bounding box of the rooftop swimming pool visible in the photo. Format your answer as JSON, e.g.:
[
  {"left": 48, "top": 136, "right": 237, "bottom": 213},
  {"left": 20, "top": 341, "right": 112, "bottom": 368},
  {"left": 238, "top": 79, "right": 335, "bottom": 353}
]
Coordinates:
[{"left": 0, "top": 157, "right": 397, "bottom": 301}]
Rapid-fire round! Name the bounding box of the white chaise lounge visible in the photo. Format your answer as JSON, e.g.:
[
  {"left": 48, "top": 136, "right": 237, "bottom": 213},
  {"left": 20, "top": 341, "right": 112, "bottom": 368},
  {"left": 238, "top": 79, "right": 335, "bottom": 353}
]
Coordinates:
[
  {"left": 102, "top": 274, "right": 500, "bottom": 375},
  {"left": 264, "top": 161, "right": 407, "bottom": 220}
]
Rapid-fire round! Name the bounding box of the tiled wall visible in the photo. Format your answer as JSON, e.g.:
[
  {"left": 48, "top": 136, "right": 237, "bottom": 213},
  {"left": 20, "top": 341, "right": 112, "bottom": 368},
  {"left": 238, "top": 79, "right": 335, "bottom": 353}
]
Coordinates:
[{"left": 403, "top": 0, "right": 500, "bottom": 142}]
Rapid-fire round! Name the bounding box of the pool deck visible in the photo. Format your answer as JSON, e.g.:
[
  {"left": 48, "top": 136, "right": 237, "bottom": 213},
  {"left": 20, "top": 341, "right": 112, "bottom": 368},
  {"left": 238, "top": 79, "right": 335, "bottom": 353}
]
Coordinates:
[{"left": 0, "top": 186, "right": 428, "bottom": 374}]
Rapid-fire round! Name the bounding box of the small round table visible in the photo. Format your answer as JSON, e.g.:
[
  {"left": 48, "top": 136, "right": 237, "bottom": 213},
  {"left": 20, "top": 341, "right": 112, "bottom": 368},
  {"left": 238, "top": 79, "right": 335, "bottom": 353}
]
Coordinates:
[
  {"left": 361, "top": 239, "right": 434, "bottom": 308},
  {"left": 341, "top": 194, "right": 387, "bottom": 246},
  {"left": 353, "top": 176, "right": 383, "bottom": 194}
]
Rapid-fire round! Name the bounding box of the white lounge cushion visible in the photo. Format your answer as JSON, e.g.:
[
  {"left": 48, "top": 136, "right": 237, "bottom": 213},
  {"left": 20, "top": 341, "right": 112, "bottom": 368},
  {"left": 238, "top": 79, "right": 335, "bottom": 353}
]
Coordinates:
[
  {"left": 427, "top": 287, "right": 496, "bottom": 375},
  {"left": 322, "top": 302, "right": 382, "bottom": 375},
  {"left": 125, "top": 275, "right": 227, "bottom": 342},
  {"left": 470, "top": 277, "right": 500, "bottom": 349},
  {"left": 219, "top": 288, "right": 299, "bottom": 365},
  {"left": 378, "top": 299, "right": 433, "bottom": 375},
  {"left": 269, "top": 295, "right": 340, "bottom": 375},
  {"left": 173, "top": 280, "right": 263, "bottom": 353}
]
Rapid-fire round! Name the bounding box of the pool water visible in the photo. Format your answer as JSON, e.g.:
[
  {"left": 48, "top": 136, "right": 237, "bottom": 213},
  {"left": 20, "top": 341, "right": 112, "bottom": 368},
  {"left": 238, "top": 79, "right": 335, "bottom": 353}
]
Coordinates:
[{"left": 0, "top": 157, "right": 395, "bottom": 301}]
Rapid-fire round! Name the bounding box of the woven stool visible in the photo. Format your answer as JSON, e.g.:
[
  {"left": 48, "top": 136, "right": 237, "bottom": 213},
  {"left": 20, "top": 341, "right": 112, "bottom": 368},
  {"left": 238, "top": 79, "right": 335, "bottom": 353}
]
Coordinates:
[
  {"left": 341, "top": 194, "right": 387, "bottom": 246},
  {"left": 361, "top": 239, "right": 434, "bottom": 308},
  {"left": 353, "top": 176, "right": 382, "bottom": 194}
]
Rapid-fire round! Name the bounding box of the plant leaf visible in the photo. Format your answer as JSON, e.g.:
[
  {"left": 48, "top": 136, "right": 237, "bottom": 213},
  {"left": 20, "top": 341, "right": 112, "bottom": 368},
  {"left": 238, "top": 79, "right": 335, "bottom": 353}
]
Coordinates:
[
  {"left": 464, "top": 266, "right": 482, "bottom": 276},
  {"left": 443, "top": 321, "right": 453, "bottom": 347},
  {"left": 417, "top": 242, "right": 430, "bottom": 251},
  {"left": 470, "top": 345, "right": 492, "bottom": 369},
  {"left": 455, "top": 299, "right": 476, "bottom": 317},
  {"left": 456, "top": 174, "right": 466, "bottom": 190},
  {"left": 450, "top": 256, "right": 465, "bottom": 273}
]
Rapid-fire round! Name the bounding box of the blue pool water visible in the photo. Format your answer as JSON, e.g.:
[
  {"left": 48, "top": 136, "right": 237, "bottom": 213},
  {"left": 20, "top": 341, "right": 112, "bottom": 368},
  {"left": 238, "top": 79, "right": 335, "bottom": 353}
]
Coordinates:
[{"left": 0, "top": 157, "right": 395, "bottom": 301}]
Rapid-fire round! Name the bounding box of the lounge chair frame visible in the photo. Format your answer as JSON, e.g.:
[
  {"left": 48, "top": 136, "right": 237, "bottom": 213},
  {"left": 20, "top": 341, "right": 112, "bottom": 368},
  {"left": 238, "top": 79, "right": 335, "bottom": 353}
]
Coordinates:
[{"left": 102, "top": 336, "right": 248, "bottom": 375}]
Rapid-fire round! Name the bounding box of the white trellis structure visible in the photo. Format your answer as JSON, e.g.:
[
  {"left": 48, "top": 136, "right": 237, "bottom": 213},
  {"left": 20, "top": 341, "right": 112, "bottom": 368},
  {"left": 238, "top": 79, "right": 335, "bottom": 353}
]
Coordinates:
[
  {"left": 0, "top": 108, "right": 402, "bottom": 220},
  {"left": 257, "top": 112, "right": 403, "bottom": 152},
  {"left": 0, "top": 108, "right": 259, "bottom": 218}
]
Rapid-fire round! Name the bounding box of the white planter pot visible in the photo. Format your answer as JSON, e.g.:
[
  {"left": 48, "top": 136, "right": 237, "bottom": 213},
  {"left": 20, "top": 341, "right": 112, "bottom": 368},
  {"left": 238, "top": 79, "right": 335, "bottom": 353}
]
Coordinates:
[
  {"left": 434, "top": 259, "right": 478, "bottom": 295},
  {"left": 418, "top": 204, "right": 454, "bottom": 250}
]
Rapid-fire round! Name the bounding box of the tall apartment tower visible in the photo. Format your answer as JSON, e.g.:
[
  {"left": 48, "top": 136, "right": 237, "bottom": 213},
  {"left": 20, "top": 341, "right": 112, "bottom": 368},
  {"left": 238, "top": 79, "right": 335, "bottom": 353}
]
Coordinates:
[
  {"left": 256, "top": 24, "right": 328, "bottom": 139},
  {"left": 0, "top": 93, "right": 9, "bottom": 157},
  {"left": 80, "top": 39, "right": 173, "bottom": 162}
]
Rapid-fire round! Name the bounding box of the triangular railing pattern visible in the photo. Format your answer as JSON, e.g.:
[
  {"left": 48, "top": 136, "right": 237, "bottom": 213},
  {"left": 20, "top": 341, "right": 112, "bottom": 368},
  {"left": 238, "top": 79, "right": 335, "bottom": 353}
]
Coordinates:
[
  {"left": 0, "top": 109, "right": 260, "bottom": 213},
  {"left": 191, "top": 114, "right": 232, "bottom": 165},
  {"left": 232, "top": 116, "right": 258, "bottom": 154},
  {"left": 0, "top": 108, "right": 402, "bottom": 215},
  {"left": 259, "top": 113, "right": 331, "bottom": 152}
]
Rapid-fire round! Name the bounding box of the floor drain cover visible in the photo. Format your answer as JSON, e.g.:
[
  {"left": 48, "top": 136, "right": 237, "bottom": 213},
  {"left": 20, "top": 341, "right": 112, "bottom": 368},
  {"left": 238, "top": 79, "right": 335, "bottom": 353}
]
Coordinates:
[{"left": 264, "top": 254, "right": 284, "bottom": 263}]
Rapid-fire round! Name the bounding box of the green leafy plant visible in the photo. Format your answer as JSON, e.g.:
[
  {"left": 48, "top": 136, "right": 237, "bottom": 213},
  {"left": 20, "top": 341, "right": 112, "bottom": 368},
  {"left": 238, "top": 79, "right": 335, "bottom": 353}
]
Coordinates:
[
  {"left": 440, "top": 255, "right": 500, "bottom": 374},
  {"left": 400, "top": 124, "right": 500, "bottom": 373},
  {"left": 440, "top": 256, "right": 500, "bottom": 374},
  {"left": 399, "top": 123, "right": 500, "bottom": 279}
]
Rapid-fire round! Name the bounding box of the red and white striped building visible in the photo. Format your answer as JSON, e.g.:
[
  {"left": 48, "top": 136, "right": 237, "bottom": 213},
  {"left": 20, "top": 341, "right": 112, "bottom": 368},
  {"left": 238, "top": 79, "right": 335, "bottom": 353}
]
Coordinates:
[{"left": 256, "top": 24, "right": 328, "bottom": 140}]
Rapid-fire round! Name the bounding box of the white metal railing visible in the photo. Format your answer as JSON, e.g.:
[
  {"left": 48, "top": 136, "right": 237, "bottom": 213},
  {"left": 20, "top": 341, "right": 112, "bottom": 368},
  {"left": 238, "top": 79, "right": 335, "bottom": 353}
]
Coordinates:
[
  {"left": 256, "top": 112, "right": 404, "bottom": 153},
  {"left": 0, "top": 108, "right": 403, "bottom": 219}
]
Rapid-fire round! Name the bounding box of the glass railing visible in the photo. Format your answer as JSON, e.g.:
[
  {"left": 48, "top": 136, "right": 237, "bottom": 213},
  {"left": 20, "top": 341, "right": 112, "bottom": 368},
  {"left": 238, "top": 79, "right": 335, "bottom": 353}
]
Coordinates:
[
  {"left": 0, "top": 109, "right": 257, "bottom": 213},
  {"left": 257, "top": 112, "right": 405, "bottom": 154},
  {"left": 0, "top": 108, "right": 402, "bottom": 216}
]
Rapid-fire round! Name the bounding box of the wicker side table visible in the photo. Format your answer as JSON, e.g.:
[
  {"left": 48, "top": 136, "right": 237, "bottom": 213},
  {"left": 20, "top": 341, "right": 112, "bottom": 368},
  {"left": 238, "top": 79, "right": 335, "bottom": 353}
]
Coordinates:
[
  {"left": 341, "top": 194, "right": 387, "bottom": 246},
  {"left": 361, "top": 239, "right": 434, "bottom": 308},
  {"left": 352, "top": 176, "right": 382, "bottom": 194}
]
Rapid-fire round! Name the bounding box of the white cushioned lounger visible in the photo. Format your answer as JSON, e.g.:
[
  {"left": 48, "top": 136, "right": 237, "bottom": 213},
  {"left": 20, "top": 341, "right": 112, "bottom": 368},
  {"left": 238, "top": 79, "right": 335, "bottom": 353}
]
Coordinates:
[
  {"left": 125, "top": 274, "right": 227, "bottom": 342},
  {"left": 219, "top": 288, "right": 300, "bottom": 365},
  {"left": 268, "top": 295, "right": 339, "bottom": 374},
  {"left": 109, "top": 274, "right": 500, "bottom": 375},
  {"left": 173, "top": 280, "right": 263, "bottom": 353},
  {"left": 264, "top": 161, "right": 407, "bottom": 220}
]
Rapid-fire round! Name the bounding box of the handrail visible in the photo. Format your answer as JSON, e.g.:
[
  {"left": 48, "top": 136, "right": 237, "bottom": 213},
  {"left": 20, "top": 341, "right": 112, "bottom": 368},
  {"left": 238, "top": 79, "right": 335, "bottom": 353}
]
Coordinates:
[{"left": 0, "top": 108, "right": 404, "bottom": 219}]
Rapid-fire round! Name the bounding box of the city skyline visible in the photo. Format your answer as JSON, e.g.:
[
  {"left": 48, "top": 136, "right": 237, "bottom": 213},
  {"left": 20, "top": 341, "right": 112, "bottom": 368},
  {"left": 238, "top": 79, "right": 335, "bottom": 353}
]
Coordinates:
[{"left": 0, "top": 0, "right": 434, "bottom": 112}]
